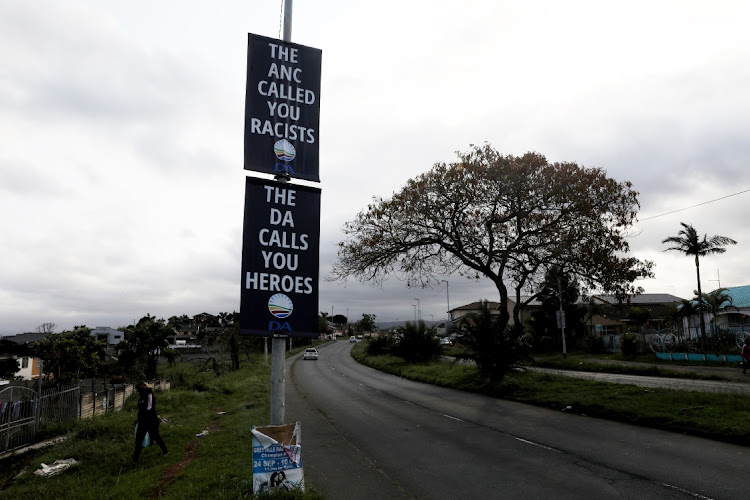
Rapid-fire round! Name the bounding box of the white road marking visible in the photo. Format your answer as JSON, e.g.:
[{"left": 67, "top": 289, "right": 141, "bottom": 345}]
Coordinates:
[
  {"left": 662, "top": 483, "right": 714, "bottom": 499},
  {"left": 514, "top": 437, "right": 558, "bottom": 452},
  {"left": 443, "top": 414, "right": 463, "bottom": 422}
]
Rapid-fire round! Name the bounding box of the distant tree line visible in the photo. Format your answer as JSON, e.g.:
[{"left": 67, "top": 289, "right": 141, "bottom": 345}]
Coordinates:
[
  {"left": 5, "top": 312, "right": 278, "bottom": 386},
  {"left": 318, "top": 312, "right": 377, "bottom": 335}
]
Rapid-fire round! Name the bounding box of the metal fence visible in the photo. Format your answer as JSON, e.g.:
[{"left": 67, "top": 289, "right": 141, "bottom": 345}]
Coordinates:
[
  {"left": 40, "top": 385, "right": 81, "bottom": 425},
  {"left": 0, "top": 385, "right": 39, "bottom": 454},
  {"left": 0, "top": 379, "right": 169, "bottom": 455}
]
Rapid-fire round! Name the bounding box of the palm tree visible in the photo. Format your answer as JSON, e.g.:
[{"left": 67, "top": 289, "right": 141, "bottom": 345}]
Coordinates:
[
  {"left": 662, "top": 223, "right": 737, "bottom": 348},
  {"left": 674, "top": 299, "right": 697, "bottom": 333},
  {"left": 697, "top": 287, "right": 737, "bottom": 339}
]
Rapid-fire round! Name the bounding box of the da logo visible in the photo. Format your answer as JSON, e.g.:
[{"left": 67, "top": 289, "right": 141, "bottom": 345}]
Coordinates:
[
  {"left": 273, "top": 139, "right": 296, "bottom": 174},
  {"left": 268, "top": 293, "right": 293, "bottom": 318},
  {"left": 273, "top": 139, "right": 296, "bottom": 162},
  {"left": 268, "top": 293, "right": 294, "bottom": 333}
]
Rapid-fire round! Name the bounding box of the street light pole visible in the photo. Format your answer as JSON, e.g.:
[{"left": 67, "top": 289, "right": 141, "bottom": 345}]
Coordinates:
[
  {"left": 414, "top": 298, "right": 420, "bottom": 321},
  {"left": 441, "top": 280, "right": 450, "bottom": 316},
  {"left": 412, "top": 305, "right": 417, "bottom": 322}
]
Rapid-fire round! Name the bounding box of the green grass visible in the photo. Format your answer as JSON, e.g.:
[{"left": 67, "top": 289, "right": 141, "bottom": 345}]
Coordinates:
[
  {"left": 0, "top": 352, "right": 325, "bottom": 500},
  {"left": 352, "top": 342, "right": 750, "bottom": 446},
  {"left": 530, "top": 354, "right": 727, "bottom": 380}
]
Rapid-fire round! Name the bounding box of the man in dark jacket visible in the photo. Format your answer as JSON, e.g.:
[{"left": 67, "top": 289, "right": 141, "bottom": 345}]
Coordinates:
[{"left": 133, "top": 382, "right": 168, "bottom": 462}]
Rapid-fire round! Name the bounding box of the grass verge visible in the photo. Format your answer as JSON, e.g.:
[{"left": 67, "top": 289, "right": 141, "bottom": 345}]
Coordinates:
[
  {"left": 530, "top": 354, "right": 728, "bottom": 380},
  {"left": 0, "top": 351, "right": 324, "bottom": 500},
  {"left": 352, "top": 343, "right": 750, "bottom": 446}
]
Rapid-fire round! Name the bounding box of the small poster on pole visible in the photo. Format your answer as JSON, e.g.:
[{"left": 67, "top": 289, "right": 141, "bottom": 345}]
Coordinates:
[{"left": 252, "top": 422, "right": 304, "bottom": 494}]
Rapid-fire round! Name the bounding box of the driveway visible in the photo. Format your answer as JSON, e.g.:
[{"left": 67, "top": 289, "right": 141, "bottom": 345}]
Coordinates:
[{"left": 531, "top": 357, "right": 750, "bottom": 394}]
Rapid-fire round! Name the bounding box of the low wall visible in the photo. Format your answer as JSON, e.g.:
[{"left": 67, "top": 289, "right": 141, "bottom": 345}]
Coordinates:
[
  {"left": 655, "top": 353, "right": 743, "bottom": 363},
  {"left": 79, "top": 379, "right": 170, "bottom": 419}
]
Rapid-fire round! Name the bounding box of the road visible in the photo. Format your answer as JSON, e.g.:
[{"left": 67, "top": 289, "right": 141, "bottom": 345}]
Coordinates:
[{"left": 286, "top": 341, "right": 750, "bottom": 499}]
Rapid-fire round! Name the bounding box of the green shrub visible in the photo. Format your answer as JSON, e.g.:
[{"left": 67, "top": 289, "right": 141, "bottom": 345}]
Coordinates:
[
  {"left": 192, "top": 379, "right": 212, "bottom": 392},
  {"left": 621, "top": 333, "right": 640, "bottom": 358},
  {"left": 393, "top": 321, "right": 442, "bottom": 363},
  {"left": 366, "top": 335, "right": 395, "bottom": 356},
  {"left": 584, "top": 334, "right": 605, "bottom": 354},
  {"left": 454, "top": 301, "right": 530, "bottom": 382},
  {"left": 536, "top": 335, "right": 554, "bottom": 352}
]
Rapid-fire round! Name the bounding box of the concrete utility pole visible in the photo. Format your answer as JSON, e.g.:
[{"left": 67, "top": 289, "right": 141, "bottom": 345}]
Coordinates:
[
  {"left": 269, "top": 0, "right": 294, "bottom": 426},
  {"left": 557, "top": 275, "right": 567, "bottom": 359}
]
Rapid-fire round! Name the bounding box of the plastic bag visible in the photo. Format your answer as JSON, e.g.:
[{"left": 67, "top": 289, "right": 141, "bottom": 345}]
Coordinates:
[{"left": 135, "top": 424, "right": 151, "bottom": 448}]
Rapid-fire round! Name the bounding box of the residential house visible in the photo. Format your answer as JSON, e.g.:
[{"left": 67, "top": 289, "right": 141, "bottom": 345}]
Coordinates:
[
  {"left": 0, "top": 332, "right": 46, "bottom": 383},
  {"left": 449, "top": 299, "right": 536, "bottom": 326},
  {"left": 90, "top": 326, "right": 124, "bottom": 345},
  {"left": 586, "top": 293, "right": 684, "bottom": 335},
  {"left": 450, "top": 293, "right": 684, "bottom": 335},
  {"left": 702, "top": 285, "right": 750, "bottom": 337}
]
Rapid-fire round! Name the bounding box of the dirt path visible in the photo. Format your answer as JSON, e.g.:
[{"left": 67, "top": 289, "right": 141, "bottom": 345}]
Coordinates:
[{"left": 147, "top": 413, "right": 223, "bottom": 499}]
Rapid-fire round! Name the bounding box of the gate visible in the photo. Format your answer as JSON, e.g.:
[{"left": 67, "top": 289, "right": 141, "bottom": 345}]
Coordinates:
[
  {"left": 0, "top": 386, "right": 38, "bottom": 454},
  {"left": 0, "top": 384, "right": 80, "bottom": 454}
]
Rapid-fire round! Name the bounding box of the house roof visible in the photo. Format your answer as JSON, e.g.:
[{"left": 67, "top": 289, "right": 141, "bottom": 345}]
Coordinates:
[
  {"left": 720, "top": 285, "right": 750, "bottom": 309},
  {"left": 450, "top": 301, "right": 503, "bottom": 312},
  {"left": 1, "top": 332, "right": 49, "bottom": 344},
  {"left": 450, "top": 293, "right": 684, "bottom": 312},
  {"left": 593, "top": 294, "right": 684, "bottom": 306}
]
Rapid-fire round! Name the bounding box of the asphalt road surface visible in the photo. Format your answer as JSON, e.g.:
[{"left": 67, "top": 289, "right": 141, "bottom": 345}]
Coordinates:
[{"left": 286, "top": 341, "right": 750, "bottom": 499}]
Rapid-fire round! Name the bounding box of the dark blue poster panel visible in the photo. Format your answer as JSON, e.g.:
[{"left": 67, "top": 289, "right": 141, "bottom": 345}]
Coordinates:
[
  {"left": 240, "top": 177, "right": 320, "bottom": 338},
  {"left": 244, "top": 33, "right": 322, "bottom": 182}
]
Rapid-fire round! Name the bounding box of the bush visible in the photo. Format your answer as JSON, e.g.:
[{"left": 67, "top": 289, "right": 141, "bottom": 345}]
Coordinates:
[
  {"left": 393, "top": 321, "right": 442, "bottom": 363},
  {"left": 454, "top": 301, "right": 530, "bottom": 382},
  {"left": 536, "top": 335, "right": 554, "bottom": 353},
  {"left": 584, "top": 334, "right": 605, "bottom": 354},
  {"left": 366, "top": 335, "right": 395, "bottom": 356},
  {"left": 620, "top": 333, "right": 641, "bottom": 358}
]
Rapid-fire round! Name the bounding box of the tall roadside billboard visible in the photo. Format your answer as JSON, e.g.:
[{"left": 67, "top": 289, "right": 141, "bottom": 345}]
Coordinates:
[
  {"left": 244, "top": 33, "right": 322, "bottom": 182},
  {"left": 240, "top": 177, "right": 320, "bottom": 338}
]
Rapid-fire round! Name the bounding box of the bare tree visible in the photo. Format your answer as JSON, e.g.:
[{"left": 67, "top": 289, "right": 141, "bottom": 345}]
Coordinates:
[{"left": 36, "top": 322, "right": 56, "bottom": 334}]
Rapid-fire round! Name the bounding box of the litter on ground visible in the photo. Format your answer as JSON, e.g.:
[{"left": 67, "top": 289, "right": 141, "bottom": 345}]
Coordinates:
[{"left": 34, "top": 458, "right": 78, "bottom": 477}]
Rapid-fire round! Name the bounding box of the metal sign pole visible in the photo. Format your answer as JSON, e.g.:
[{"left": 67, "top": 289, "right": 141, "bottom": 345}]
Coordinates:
[
  {"left": 269, "top": 0, "right": 293, "bottom": 425},
  {"left": 270, "top": 335, "right": 286, "bottom": 424},
  {"left": 283, "top": 0, "right": 293, "bottom": 42}
]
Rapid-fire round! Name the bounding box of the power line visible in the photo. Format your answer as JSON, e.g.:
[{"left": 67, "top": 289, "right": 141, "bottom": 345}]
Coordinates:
[{"left": 639, "top": 188, "right": 750, "bottom": 221}]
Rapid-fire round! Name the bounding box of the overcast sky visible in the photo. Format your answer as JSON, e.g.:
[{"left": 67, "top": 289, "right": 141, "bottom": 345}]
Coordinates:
[{"left": 2, "top": 0, "right": 749, "bottom": 335}]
